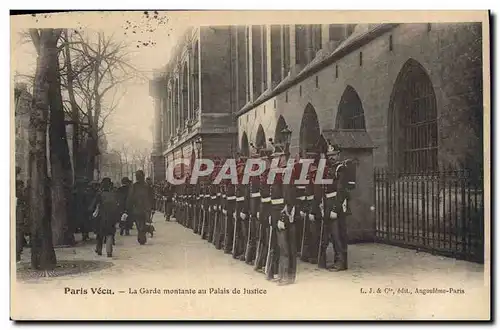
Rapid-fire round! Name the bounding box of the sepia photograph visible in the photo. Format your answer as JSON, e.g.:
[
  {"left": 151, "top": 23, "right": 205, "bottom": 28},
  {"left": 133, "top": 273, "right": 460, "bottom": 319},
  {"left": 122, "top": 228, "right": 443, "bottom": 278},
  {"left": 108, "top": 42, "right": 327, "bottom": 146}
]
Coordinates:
[{"left": 10, "top": 10, "right": 490, "bottom": 320}]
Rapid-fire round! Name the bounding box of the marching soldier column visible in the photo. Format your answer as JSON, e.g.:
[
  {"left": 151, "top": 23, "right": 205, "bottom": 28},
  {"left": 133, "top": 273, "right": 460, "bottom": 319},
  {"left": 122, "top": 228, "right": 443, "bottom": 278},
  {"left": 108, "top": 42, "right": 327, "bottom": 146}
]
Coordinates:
[{"left": 158, "top": 136, "right": 357, "bottom": 282}]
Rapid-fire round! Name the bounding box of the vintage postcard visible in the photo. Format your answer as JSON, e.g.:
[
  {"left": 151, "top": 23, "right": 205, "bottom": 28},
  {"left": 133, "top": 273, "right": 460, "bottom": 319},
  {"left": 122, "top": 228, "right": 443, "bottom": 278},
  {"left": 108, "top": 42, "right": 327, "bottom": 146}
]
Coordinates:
[{"left": 10, "top": 10, "right": 490, "bottom": 320}]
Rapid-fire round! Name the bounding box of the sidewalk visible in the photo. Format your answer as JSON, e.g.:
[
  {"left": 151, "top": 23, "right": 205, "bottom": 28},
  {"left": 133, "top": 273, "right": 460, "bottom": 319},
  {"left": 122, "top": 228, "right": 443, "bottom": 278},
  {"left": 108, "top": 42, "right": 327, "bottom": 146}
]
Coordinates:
[{"left": 12, "top": 212, "right": 489, "bottom": 320}]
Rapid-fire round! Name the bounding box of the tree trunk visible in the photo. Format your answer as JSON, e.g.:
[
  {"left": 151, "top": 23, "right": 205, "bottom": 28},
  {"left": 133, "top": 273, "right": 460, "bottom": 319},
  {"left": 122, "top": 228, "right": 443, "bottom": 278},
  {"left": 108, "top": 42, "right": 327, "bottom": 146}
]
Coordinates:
[
  {"left": 83, "top": 130, "right": 99, "bottom": 182},
  {"left": 28, "top": 29, "right": 57, "bottom": 270},
  {"left": 63, "top": 29, "right": 83, "bottom": 183},
  {"left": 47, "top": 30, "right": 74, "bottom": 247}
]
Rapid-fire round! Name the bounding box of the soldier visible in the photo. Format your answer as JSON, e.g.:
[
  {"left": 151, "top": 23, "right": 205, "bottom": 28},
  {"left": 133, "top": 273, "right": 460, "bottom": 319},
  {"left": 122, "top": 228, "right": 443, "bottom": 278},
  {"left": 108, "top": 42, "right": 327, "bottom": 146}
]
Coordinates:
[
  {"left": 213, "top": 159, "right": 225, "bottom": 250},
  {"left": 185, "top": 175, "right": 192, "bottom": 229},
  {"left": 233, "top": 154, "right": 248, "bottom": 261},
  {"left": 275, "top": 154, "right": 301, "bottom": 285},
  {"left": 206, "top": 161, "right": 219, "bottom": 243},
  {"left": 265, "top": 141, "right": 284, "bottom": 281},
  {"left": 163, "top": 181, "right": 172, "bottom": 221},
  {"left": 294, "top": 155, "right": 307, "bottom": 256},
  {"left": 254, "top": 144, "right": 273, "bottom": 274},
  {"left": 200, "top": 178, "right": 210, "bottom": 239},
  {"left": 223, "top": 166, "right": 236, "bottom": 255},
  {"left": 300, "top": 152, "right": 320, "bottom": 264},
  {"left": 328, "top": 148, "right": 355, "bottom": 271},
  {"left": 244, "top": 145, "right": 261, "bottom": 265}
]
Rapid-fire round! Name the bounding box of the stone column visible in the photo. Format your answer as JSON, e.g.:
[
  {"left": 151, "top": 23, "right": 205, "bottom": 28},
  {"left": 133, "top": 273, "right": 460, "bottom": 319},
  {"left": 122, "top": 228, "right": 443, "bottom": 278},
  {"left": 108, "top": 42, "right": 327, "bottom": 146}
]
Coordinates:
[
  {"left": 247, "top": 26, "right": 254, "bottom": 102},
  {"left": 289, "top": 25, "right": 297, "bottom": 66}
]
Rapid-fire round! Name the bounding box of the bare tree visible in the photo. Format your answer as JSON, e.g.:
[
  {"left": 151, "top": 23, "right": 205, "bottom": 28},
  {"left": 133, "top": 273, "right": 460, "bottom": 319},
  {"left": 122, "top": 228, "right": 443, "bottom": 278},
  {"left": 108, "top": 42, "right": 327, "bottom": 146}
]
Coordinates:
[
  {"left": 60, "top": 30, "right": 144, "bottom": 182},
  {"left": 28, "top": 28, "right": 59, "bottom": 269}
]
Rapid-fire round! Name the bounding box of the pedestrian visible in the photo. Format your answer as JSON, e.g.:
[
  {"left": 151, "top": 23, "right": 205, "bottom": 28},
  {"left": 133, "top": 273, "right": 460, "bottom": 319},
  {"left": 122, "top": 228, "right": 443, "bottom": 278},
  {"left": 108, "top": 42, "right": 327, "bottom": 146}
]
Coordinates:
[
  {"left": 125, "top": 170, "right": 153, "bottom": 245},
  {"left": 16, "top": 178, "right": 26, "bottom": 262},
  {"left": 117, "top": 177, "right": 132, "bottom": 236},
  {"left": 91, "top": 178, "right": 119, "bottom": 258}
]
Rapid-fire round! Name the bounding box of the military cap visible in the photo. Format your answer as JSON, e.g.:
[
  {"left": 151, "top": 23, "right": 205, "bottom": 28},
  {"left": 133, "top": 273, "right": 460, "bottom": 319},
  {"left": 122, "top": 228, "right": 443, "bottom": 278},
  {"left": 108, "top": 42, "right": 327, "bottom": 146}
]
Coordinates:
[
  {"left": 271, "top": 142, "right": 286, "bottom": 157},
  {"left": 326, "top": 141, "right": 341, "bottom": 157}
]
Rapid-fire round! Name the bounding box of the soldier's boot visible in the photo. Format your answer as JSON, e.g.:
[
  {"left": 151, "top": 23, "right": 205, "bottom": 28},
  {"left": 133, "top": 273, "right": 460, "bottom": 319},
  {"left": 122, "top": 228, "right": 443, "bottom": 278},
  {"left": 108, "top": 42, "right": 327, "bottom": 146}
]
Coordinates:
[
  {"left": 244, "top": 220, "right": 255, "bottom": 265},
  {"left": 214, "top": 216, "right": 222, "bottom": 250},
  {"left": 253, "top": 226, "right": 265, "bottom": 272},
  {"left": 318, "top": 248, "right": 327, "bottom": 269},
  {"left": 330, "top": 252, "right": 348, "bottom": 271},
  {"left": 239, "top": 226, "right": 247, "bottom": 261}
]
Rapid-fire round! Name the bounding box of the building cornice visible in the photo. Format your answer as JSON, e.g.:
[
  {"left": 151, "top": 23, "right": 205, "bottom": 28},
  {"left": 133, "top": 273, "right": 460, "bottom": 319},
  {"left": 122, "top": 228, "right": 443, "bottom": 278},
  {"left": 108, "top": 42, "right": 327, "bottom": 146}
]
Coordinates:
[{"left": 235, "top": 23, "right": 399, "bottom": 117}]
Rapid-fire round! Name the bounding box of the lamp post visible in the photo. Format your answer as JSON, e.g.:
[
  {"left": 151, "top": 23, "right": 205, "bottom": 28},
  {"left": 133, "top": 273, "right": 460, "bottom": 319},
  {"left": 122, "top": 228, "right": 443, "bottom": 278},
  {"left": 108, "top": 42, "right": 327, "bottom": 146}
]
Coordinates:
[
  {"left": 281, "top": 125, "right": 293, "bottom": 159},
  {"left": 195, "top": 137, "right": 202, "bottom": 159}
]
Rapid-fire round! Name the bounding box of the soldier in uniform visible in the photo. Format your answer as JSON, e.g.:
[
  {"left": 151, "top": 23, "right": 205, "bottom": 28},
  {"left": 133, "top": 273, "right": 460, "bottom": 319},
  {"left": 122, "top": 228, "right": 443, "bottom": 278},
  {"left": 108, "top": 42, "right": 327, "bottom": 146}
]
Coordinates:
[
  {"left": 266, "top": 141, "right": 286, "bottom": 281},
  {"left": 223, "top": 165, "right": 236, "bottom": 255},
  {"left": 213, "top": 159, "right": 225, "bottom": 250},
  {"left": 293, "top": 156, "right": 307, "bottom": 256},
  {"left": 318, "top": 143, "right": 341, "bottom": 269},
  {"left": 206, "top": 161, "right": 220, "bottom": 243},
  {"left": 244, "top": 145, "right": 261, "bottom": 265},
  {"left": 180, "top": 176, "right": 187, "bottom": 227},
  {"left": 164, "top": 181, "right": 173, "bottom": 221},
  {"left": 300, "top": 152, "right": 321, "bottom": 264},
  {"left": 233, "top": 155, "right": 249, "bottom": 261},
  {"left": 253, "top": 144, "right": 273, "bottom": 273},
  {"left": 198, "top": 178, "right": 206, "bottom": 238},
  {"left": 275, "top": 154, "right": 301, "bottom": 285},
  {"left": 329, "top": 148, "right": 355, "bottom": 271},
  {"left": 192, "top": 173, "right": 200, "bottom": 234}
]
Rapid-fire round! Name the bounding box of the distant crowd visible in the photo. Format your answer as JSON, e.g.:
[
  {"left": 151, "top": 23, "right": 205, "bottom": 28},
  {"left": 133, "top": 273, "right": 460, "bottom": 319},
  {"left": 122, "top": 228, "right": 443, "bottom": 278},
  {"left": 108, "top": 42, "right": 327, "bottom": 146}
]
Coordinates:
[{"left": 15, "top": 169, "right": 156, "bottom": 261}]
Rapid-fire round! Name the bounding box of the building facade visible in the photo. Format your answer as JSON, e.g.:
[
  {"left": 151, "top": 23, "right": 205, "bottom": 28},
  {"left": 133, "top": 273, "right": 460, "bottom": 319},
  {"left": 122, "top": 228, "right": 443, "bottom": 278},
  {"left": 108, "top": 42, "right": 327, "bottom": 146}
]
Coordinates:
[
  {"left": 150, "top": 23, "right": 484, "bottom": 258},
  {"left": 150, "top": 26, "right": 248, "bottom": 182}
]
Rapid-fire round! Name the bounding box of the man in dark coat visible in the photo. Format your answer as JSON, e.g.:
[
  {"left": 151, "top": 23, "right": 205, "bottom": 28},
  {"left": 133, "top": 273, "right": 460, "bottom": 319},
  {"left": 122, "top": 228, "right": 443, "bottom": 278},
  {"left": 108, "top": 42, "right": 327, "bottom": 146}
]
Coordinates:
[
  {"left": 117, "top": 177, "right": 132, "bottom": 236},
  {"left": 126, "top": 170, "right": 153, "bottom": 245},
  {"left": 91, "top": 178, "right": 119, "bottom": 257}
]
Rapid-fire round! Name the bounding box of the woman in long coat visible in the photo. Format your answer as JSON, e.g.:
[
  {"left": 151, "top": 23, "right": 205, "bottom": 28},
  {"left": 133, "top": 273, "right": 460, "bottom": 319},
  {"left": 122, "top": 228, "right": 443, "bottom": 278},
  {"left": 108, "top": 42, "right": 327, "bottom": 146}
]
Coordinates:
[{"left": 91, "top": 178, "right": 119, "bottom": 257}]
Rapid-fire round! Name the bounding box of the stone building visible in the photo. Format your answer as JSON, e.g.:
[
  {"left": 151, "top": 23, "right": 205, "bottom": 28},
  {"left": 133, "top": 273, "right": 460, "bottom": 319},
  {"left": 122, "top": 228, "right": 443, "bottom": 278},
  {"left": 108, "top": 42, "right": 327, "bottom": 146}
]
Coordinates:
[
  {"left": 150, "top": 23, "right": 484, "bottom": 256},
  {"left": 235, "top": 23, "right": 484, "bottom": 251},
  {"left": 150, "top": 26, "right": 246, "bottom": 182}
]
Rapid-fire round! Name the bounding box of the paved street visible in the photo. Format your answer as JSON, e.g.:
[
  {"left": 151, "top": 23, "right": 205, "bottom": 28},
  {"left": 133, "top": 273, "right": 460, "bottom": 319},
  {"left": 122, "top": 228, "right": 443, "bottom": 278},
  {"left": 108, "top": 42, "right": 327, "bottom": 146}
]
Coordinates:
[{"left": 12, "top": 212, "right": 489, "bottom": 320}]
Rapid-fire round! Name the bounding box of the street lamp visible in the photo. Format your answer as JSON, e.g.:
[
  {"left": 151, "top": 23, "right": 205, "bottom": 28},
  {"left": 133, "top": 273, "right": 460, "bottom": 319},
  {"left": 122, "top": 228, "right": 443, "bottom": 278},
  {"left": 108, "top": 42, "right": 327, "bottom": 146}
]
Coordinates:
[
  {"left": 281, "top": 125, "right": 293, "bottom": 157},
  {"left": 195, "top": 137, "right": 202, "bottom": 158}
]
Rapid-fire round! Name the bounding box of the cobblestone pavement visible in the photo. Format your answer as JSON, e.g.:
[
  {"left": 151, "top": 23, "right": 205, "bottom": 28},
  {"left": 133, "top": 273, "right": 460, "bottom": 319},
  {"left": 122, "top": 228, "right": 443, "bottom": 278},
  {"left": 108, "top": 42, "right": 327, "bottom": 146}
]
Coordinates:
[{"left": 12, "top": 213, "right": 489, "bottom": 320}]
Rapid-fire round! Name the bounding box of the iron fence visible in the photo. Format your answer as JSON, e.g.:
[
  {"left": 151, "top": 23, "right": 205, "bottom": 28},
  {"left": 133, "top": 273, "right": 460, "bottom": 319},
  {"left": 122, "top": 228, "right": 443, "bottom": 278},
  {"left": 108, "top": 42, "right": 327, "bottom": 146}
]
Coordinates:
[{"left": 374, "top": 167, "right": 484, "bottom": 263}]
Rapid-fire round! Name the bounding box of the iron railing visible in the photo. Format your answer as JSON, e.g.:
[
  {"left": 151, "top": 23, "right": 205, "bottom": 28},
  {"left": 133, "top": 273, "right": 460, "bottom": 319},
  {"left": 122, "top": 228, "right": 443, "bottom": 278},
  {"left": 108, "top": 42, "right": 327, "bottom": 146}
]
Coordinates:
[{"left": 374, "top": 167, "right": 484, "bottom": 263}]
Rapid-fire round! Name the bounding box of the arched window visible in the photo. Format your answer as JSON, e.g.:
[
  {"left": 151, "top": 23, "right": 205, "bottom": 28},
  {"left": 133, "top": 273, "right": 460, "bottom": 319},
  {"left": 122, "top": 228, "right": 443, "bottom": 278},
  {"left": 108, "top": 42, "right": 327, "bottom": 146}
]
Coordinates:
[
  {"left": 241, "top": 133, "right": 250, "bottom": 157},
  {"left": 336, "top": 85, "right": 366, "bottom": 130},
  {"left": 295, "top": 25, "right": 307, "bottom": 66},
  {"left": 174, "top": 78, "right": 179, "bottom": 134},
  {"left": 167, "top": 88, "right": 172, "bottom": 139},
  {"left": 255, "top": 125, "right": 266, "bottom": 149},
  {"left": 389, "top": 59, "right": 438, "bottom": 173},
  {"left": 274, "top": 115, "right": 288, "bottom": 145},
  {"left": 191, "top": 41, "right": 200, "bottom": 119},
  {"left": 299, "top": 103, "right": 321, "bottom": 155},
  {"left": 182, "top": 63, "right": 189, "bottom": 128}
]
